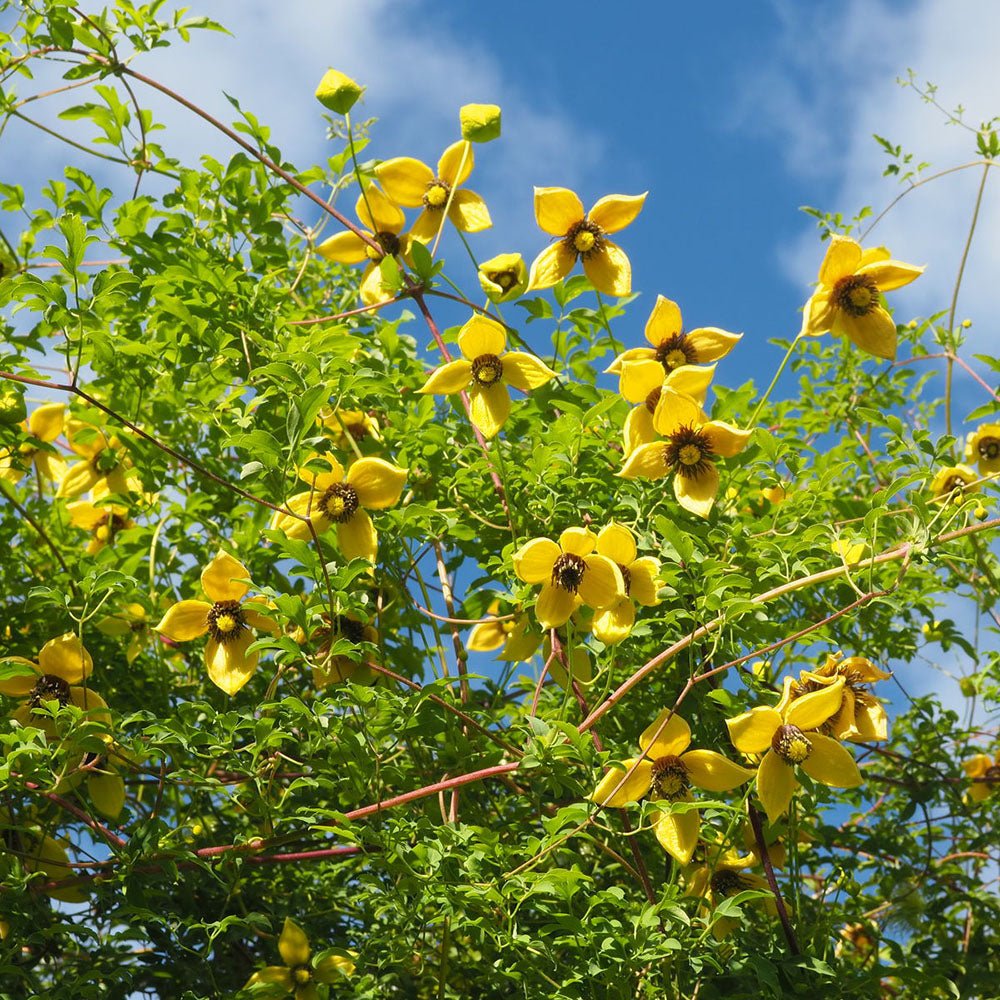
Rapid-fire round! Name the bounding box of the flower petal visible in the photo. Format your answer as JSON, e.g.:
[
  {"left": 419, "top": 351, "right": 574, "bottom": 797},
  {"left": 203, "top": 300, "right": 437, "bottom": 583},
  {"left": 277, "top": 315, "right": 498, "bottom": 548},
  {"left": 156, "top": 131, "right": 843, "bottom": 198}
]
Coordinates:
[
  {"left": 409, "top": 208, "right": 443, "bottom": 244},
  {"left": 247, "top": 966, "right": 294, "bottom": 990},
  {"left": 438, "top": 140, "right": 474, "bottom": 187},
  {"left": 316, "top": 230, "right": 368, "bottom": 264},
  {"left": 623, "top": 405, "right": 657, "bottom": 457},
  {"left": 37, "top": 633, "right": 92, "bottom": 684},
  {"left": 619, "top": 359, "right": 665, "bottom": 403},
  {"left": 596, "top": 523, "right": 636, "bottom": 565},
  {"left": 682, "top": 750, "right": 756, "bottom": 792},
  {"left": 579, "top": 553, "right": 624, "bottom": 609},
  {"left": 727, "top": 706, "right": 781, "bottom": 754},
  {"left": 448, "top": 188, "right": 492, "bottom": 232},
  {"left": 605, "top": 346, "right": 656, "bottom": 375},
  {"left": 799, "top": 288, "right": 836, "bottom": 337},
  {"left": 628, "top": 557, "right": 662, "bottom": 606},
  {"left": 854, "top": 698, "right": 888, "bottom": 742},
  {"left": 458, "top": 314, "right": 507, "bottom": 360},
  {"left": 591, "top": 598, "right": 634, "bottom": 645},
  {"left": 640, "top": 709, "right": 691, "bottom": 757},
  {"left": 500, "top": 617, "right": 543, "bottom": 661},
  {"left": 375, "top": 156, "right": 433, "bottom": 206},
  {"left": 201, "top": 551, "right": 251, "bottom": 603},
  {"left": 56, "top": 460, "right": 101, "bottom": 498},
  {"left": 757, "top": 749, "right": 799, "bottom": 823},
  {"left": 583, "top": 241, "right": 631, "bottom": 297},
  {"left": 652, "top": 387, "right": 707, "bottom": 436},
  {"left": 355, "top": 185, "right": 405, "bottom": 234},
  {"left": 29, "top": 403, "right": 65, "bottom": 442},
  {"left": 559, "top": 526, "right": 596, "bottom": 556},
  {"left": 467, "top": 620, "right": 506, "bottom": 652},
  {"left": 468, "top": 383, "right": 511, "bottom": 439},
  {"left": 315, "top": 953, "right": 356, "bottom": 982},
  {"left": 685, "top": 327, "right": 743, "bottom": 363},
  {"left": 527, "top": 242, "right": 575, "bottom": 290},
  {"left": 818, "top": 235, "right": 862, "bottom": 285},
  {"left": 703, "top": 421, "right": 753, "bottom": 458},
  {"left": 513, "top": 537, "right": 561, "bottom": 583},
  {"left": 155, "top": 600, "right": 211, "bottom": 641},
  {"left": 664, "top": 363, "right": 716, "bottom": 405},
  {"left": 346, "top": 457, "right": 407, "bottom": 509},
  {"left": 205, "top": 632, "right": 258, "bottom": 696},
  {"left": 89, "top": 770, "right": 125, "bottom": 820},
  {"left": 419, "top": 359, "right": 472, "bottom": 395},
  {"left": 800, "top": 734, "right": 862, "bottom": 788},
  {"left": 589, "top": 192, "right": 646, "bottom": 234},
  {"left": 0, "top": 658, "right": 40, "bottom": 696},
  {"left": 674, "top": 466, "right": 720, "bottom": 518},
  {"left": 502, "top": 352, "right": 557, "bottom": 392},
  {"left": 835, "top": 308, "right": 898, "bottom": 361},
  {"left": 644, "top": 295, "right": 683, "bottom": 347},
  {"left": 590, "top": 757, "right": 653, "bottom": 807},
  {"left": 858, "top": 259, "right": 924, "bottom": 292},
  {"left": 652, "top": 796, "right": 700, "bottom": 865},
  {"left": 359, "top": 261, "right": 394, "bottom": 306},
  {"left": 535, "top": 582, "right": 579, "bottom": 628},
  {"left": 785, "top": 677, "right": 845, "bottom": 730},
  {"left": 337, "top": 508, "right": 378, "bottom": 562},
  {"left": 534, "top": 186, "right": 584, "bottom": 235},
  {"left": 619, "top": 442, "right": 669, "bottom": 480}
]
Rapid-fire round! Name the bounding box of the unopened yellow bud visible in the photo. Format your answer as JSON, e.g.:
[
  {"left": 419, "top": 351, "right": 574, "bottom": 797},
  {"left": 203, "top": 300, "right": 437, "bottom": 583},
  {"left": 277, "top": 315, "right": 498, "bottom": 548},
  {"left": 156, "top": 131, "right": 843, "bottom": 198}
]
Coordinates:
[
  {"left": 315, "top": 68, "right": 364, "bottom": 114},
  {"left": 761, "top": 484, "right": 787, "bottom": 504},
  {"left": 478, "top": 253, "right": 527, "bottom": 302},
  {"left": 460, "top": 103, "right": 502, "bottom": 142},
  {"left": 961, "top": 318, "right": 973, "bottom": 328}
]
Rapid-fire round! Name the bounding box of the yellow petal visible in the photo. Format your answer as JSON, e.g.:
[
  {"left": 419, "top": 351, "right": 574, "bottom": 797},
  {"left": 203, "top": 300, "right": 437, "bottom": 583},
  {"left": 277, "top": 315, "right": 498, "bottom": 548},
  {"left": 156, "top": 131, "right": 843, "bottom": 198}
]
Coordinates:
[
  {"left": 448, "top": 188, "right": 492, "bottom": 232},
  {"left": 835, "top": 308, "right": 898, "bottom": 361},
  {"left": 419, "top": 359, "right": 472, "bottom": 395},
  {"left": 622, "top": 406, "right": 657, "bottom": 457},
  {"left": 559, "top": 527, "right": 596, "bottom": 556},
  {"left": 527, "top": 242, "right": 576, "bottom": 291},
  {"left": 627, "top": 557, "right": 662, "bottom": 606},
  {"left": 639, "top": 709, "right": 691, "bottom": 757},
  {"left": 591, "top": 598, "right": 634, "bottom": 645},
  {"left": 458, "top": 314, "right": 507, "bottom": 360},
  {"left": 674, "top": 466, "right": 720, "bottom": 518},
  {"left": 579, "top": 554, "right": 623, "bottom": 609},
  {"left": 438, "top": 139, "right": 474, "bottom": 187},
  {"left": 784, "top": 677, "right": 845, "bottom": 730},
  {"left": 685, "top": 327, "right": 743, "bottom": 362},
  {"left": 337, "top": 508, "right": 378, "bottom": 562},
  {"left": 963, "top": 754, "right": 992, "bottom": 778},
  {"left": 619, "top": 359, "right": 665, "bottom": 403},
  {"left": 355, "top": 185, "right": 405, "bottom": 234},
  {"left": 409, "top": 208, "right": 441, "bottom": 244},
  {"left": 513, "top": 537, "right": 560, "bottom": 583},
  {"left": 664, "top": 363, "right": 716, "bottom": 405},
  {"left": 854, "top": 699, "right": 888, "bottom": 742},
  {"left": 246, "top": 966, "right": 294, "bottom": 991},
  {"left": 316, "top": 230, "right": 368, "bottom": 264},
  {"left": 34, "top": 453, "right": 68, "bottom": 482},
  {"left": 375, "top": 156, "right": 433, "bottom": 206},
  {"left": 588, "top": 192, "right": 647, "bottom": 234},
  {"left": 66, "top": 500, "right": 104, "bottom": 531},
  {"left": 205, "top": 632, "right": 258, "bottom": 696},
  {"left": 619, "top": 442, "right": 669, "bottom": 480},
  {"left": 315, "top": 953, "right": 356, "bottom": 982},
  {"left": 548, "top": 640, "right": 592, "bottom": 689},
  {"left": 28, "top": 402, "right": 65, "bottom": 442},
  {"left": 533, "top": 186, "right": 584, "bottom": 235},
  {"left": 757, "top": 749, "right": 798, "bottom": 824},
  {"left": 652, "top": 388, "right": 707, "bottom": 436},
  {"left": 56, "top": 460, "right": 100, "bottom": 498},
  {"left": 605, "top": 346, "right": 656, "bottom": 374},
  {"left": 298, "top": 455, "right": 345, "bottom": 488},
  {"left": 346, "top": 457, "right": 407, "bottom": 509},
  {"left": 88, "top": 770, "right": 125, "bottom": 820},
  {"left": 727, "top": 706, "right": 781, "bottom": 754},
  {"left": 799, "top": 288, "right": 836, "bottom": 337},
  {"left": 278, "top": 916, "right": 312, "bottom": 967},
  {"left": 29, "top": 834, "right": 87, "bottom": 903},
  {"left": 37, "top": 633, "right": 92, "bottom": 684},
  {"left": 201, "top": 551, "right": 251, "bottom": 603},
  {"left": 800, "top": 734, "right": 862, "bottom": 788},
  {"left": 359, "top": 261, "right": 394, "bottom": 306},
  {"left": 858, "top": 259, "right": 924, "bottom": 292},
  {"left": 535, "top": 583, "right": 579, "bottom": 628},
  {"left": 468, "top": 383, "right": 511, "bottom": 439},
  {"left": 502, "top": 352, "right": 557, "bottom": 392},
  {"left": 582, "top": 241, "right": 631, "bottom": 297},
  {"left": 644, "top": 295, "right": 682, "bottom": 347},
  {"left": 817, "top": 235, "right": 862, "bottom": 285},
  {"left": 590, "top": 758, "right": 652, "bottom": 807},
  {"left": 652, "top": 796, "right": 699, "bottom": 865},
  {"left": 500, "top": 617, "right": 543, "bottom": 661},
  {"left": 596, "top": 523, "right": 636, "bottom": 565},
  {"left": 155, "top": 600, "right": 211, "bottom": 641},
  {"left": 0, "top": 658, "right": 40, "bottom": 696},
  {"left": 467, "top": 620, "right": 506, "bottom": 652},
  {"left": 682, "top": 749, "right": 755, "bottom": 792},
  {"left": 703, "top": 421, "right": 753, "bottom": 458}
]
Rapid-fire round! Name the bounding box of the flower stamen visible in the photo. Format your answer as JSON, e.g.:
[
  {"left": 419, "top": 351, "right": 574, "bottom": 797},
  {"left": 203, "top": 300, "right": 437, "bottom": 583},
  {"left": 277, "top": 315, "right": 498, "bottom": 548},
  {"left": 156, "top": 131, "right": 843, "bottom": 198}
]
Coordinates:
[
  {"left": 551, "top": 552, "right": 586, "bottom": 593},
  {"left": 319, "top": 483, "right": 359, "bottom": 523},
  {"left": 364, "top": 230, "right": 401, "bottom": 263},
  {"left": 772, "top": 723, "right": 812, "bottom": 765},
  {"left": 654, "top": 333, "right": 697, "bottom": 372},
  {"left": 564, "top": 219, "right": 605, "bottom": 259},
  {"left": 833, "top": 274, "right": 880, "bottom": 317},
  {"left": 29, "top": 674, "right": 71, "bottom": 709},
  {"left": 472, "top": 353, "right": 504, "bottom": 387},
  {"left": 207, "top": 600, "right": 247, "bottom": 644},
  {"left": 650, "top": 754, "right": 689, "bottom": 800},
  {"left": 664, "top": 426, "right": 715, "bottom": 480}
]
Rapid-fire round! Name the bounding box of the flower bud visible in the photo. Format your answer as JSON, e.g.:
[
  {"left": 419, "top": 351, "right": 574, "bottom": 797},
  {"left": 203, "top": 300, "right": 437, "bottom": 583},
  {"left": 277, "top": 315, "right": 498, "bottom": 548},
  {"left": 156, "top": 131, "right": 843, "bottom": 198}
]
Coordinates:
[
  {"left": 315, "top": 69, "right": 364, "bottom": 115},
  {"left": 460, "top": 103, "right": 502, "bottom": 142},
  {"left": 0, "top": 384, "right": 26, "bottom": 425},
  {"left": 478, "top": 252, "right": 527, "bottom": 302}
]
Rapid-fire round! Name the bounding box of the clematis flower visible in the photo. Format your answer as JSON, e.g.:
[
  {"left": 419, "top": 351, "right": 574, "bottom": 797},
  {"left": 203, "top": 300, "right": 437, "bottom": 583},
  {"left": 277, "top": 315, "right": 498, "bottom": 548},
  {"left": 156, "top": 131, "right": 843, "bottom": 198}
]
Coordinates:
[
  {"left": 590, "top": 523, "right": 662, "bottom": 644},
  {"left": 619, "top": 387, "right": 752, "bottom": 518},
  {"left": 591, "top": 711, "right": 754, "bottom": 864},
  {"left": 726, "top": 677, "right": 862, "bottom": 823},
  {"left": 270, "top": 454, "right": 407, "bottom": 562},
  {"left": 0, "top": 814, "right": 86, "bottom": 903},
  {"left": 929, "top": 464, "right": 978, "bottom": 501},
  {"left": 478, "top": 252, "right": 528, "bottom": 303},
  {"left": 606, "top": 295, "right": 742, "bottom": 375},
  {"left": 57, "top": 423, "right": 138, "bottom": 499},
  {"left": 66, "top": 483, "right": 135, "bottom": 555},
  {"left": 512, "top": 526, "right": 624, "bottom": 629},
  {"left": 778, "top": 652, "right": 891, "bottom": 742},
  {"left": 316, "top": 186, "right": 413, "bottom": 306},
  {"left": 376, "top": 139, "right": 491, "bottom": 242},
  {"left": 467, "top": 602, "right": 543, "bottom": 662},
  {"left": 684, "top": 850, "right": 776, "bottom": 938},
  {"left": 96, "top": 602, "right": 151, "bottom": 665},
  {"left": 0, "top": 402, "right": 67, "bottom": 484},
  {"left": 964, "top": 423, "right": 1000, "bottom": 476},
  {"left": 832, "top": 537, "right": 870, "bottom": 566},
  {"left": 245, "top": 916, "right": 355, "bottom": 999},
  {"left": 417, "top": 314, "right": 556, "bottom": 439},
  {"left": 617, "top": 361, "right": 716, "bottom": 457},
  {"left": 316, "top": 407, "right": 381, "bottom": 449},
  {"left": 154, "top": 551, "right": 277, "bottom": 696},
  {"left": 963, "top": 750, "right": 999, "bottom": 804},
  {"left": 799, "top": 235, "right": 924, "bottom": 360},
  {"left": 528, "top": 187, "right": 646, "bottom": 297},
  {"left": 311, "top": 613, "right": 377, "bottom": 687}
]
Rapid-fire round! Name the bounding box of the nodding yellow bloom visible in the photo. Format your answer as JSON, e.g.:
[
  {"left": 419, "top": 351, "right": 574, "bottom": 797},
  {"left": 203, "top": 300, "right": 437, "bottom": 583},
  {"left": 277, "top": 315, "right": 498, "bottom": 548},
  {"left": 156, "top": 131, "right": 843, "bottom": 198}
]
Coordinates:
[
  {"left": 528, "top": 187, "right": 646, "bottom": 298},
  {"left": 316, "top": 186, "right": 413, "bottom": 306},
  {"left": 311, "top": 613, "right": 377, "bottom": 687},
  {"left": 799, "top": 235, "right": 924, "bottom": 361},
  {"left": 0, "top": 402, "right": 67, "bottom": 484},
  {"left": 777, "top": 652, "right": 891, "bottom": 742},
  {"left": 417, "top": 314, "right": 556, "bottom": 439},
  {"left": 57, "top": 422, "right": 138, "bottom": 499},
  {"left": 726, "top": 677, "right": 862, "bottom": 823},
  {"left": 316, "top": 407, "right": 381, "bottom": 448},
  {"left": 512, "top": 526, "right": 624, "bottom": 629},
  {"left": 245, "top": 917, "right": 355, "bottom": 998},
  {"left": 617, "top": 361, "right": 716, "bottom": 457},
  {"left": 467, "top": 602, "right": 542, "bottom": 662},
  {"left": 154, "top": 552, "right": 278, "bottom": 696},
  {"left": 270, "top": 454, "right": 407, "bottom": 563},
  {"left": 376, "top": 139, "right": 491, "bottom": 243},
  {"left": 0, "top": 814, "right": 87, "bottom": 903},
  {"left": 478, "top": 252, "right": 528, "bottom": 303},
  {"left": 66, "top": 482, "right": 134, "bottom": 555},
  {"left": 964, "top": 423, "right": 1000, "bottom": 476},
  {"left": 619, "top": 387, "right": 752, "bottom": 518},
  {"left": 760, "top": 484, "right": 787, "bottom": 505},
  {"left": 929, "top": 464, "right": 978, "bottom": 502},
  {"left": 963, "top": 751, "right": 999, "bottom": 804},
  {"left": 684, "top": 850, "right": 776, "bottom": 938},
  {"left": 590, "top": 523, "right": 662, "bottom": 645},
  {"left": 96, "top": 602, "right": 150, "bottom": 665},
  {"left": 591, "top": 711, "right": 754, "bottom": 864},
  {"left": 606, "top": 295, "right": 742, "bottom": 375}
]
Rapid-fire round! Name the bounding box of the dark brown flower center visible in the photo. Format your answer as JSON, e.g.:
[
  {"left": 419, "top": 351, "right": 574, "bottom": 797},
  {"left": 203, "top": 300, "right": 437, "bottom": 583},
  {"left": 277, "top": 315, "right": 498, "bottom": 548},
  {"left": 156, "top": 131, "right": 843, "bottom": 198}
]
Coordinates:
[
  {"left": 772, "top": 723, "right": 812, "bottom": 765},
  {"left": 650, "top": 754, "right": 689, "bottom": 799},
  {"left": 29, "top": 674, "right": 71, "bottom": 709},
  {"left": 563, "top": 219, "right": 605, "bottom": 259},
  {"left": 833, "top": 273, "right": 880, "bottom": 317},
  {"left": 644, "top": 386, "right": 662, "bottom": 414},
  {"left": 618, "top": 564, "right": 632, "bottom": 596},
  {"left": 943, "top": 475, "right": 970, "bottom": 495},
  {"left": 207, "top": 600, "right": 247, "bottom": 644},
  {"left": 551, "top": 552, "right": 586, "bottom": 593},
  {"left": 423, "top": 179, "right": 451, "bottom": 209},
  {"left": 365, "top": 230, "right": 401, "bottom": 262},
  {"left": 335, "top": 615, "right": 366, "bottom": 644},
  {"left": 664, "top": 426, "right": 715, "bottom": 480},
  {"left": 710, "top": 869, "right": 750, "bottom": 899},
  {"left": 494, "top": 269, "right": 517, "bottom": 289},
  {"left": 654, "top": 333, "right": 697, "bottom": 372},
  {"left": 319, "top": 483, "right": 359, "bottom": 523},
  {"left": 94, "top": 512, "right": 130, "bottom": 544},
  {"left": 472, "top": 353, "right": 504, "bottom": 387},
  {"left": 977, "top": 437, "right": 1000, "bottom": 461}
]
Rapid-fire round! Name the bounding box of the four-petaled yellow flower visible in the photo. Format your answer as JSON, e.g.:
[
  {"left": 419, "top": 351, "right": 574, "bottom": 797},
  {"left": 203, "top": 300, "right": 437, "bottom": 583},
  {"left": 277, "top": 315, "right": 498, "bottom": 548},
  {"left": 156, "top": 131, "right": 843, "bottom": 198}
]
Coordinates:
[
  {"left": 528, "top": 187, "right": 646, "bottom": 297},
  {"left": 606, "top": 295, "right": 742, "bottom": 375},
  {"left": 154, "top": 551, "right": 277, "bottom": 696},
  {"left": 66, "top": 483, "right": 134, "bottom": 554},
  {"left": 376, "top": 139, "right": 491, "bottom": 242},
  {"left": 0, "top": 812, "right": 87, "bottom": 903},
  {"left": 799, "top": 235, "right": 924, "bottom": 361},
  {"left": 417, "top": 314, "right": 556, "bottom": 439},
  {"left": 684, "top": 850, "right": 776, "bottom": 939},
  {"left": 467, "top": 602, "right": 543, "bottom": 662},
  {"left": 270, "top": 454, "right": 407, "bottom": 562},
  {"left": 245, "top": 916, "right": 355, "bottom": 999},
  {"left": 929, "top": 464, "right": 978, "bottom": 501},
  {"left": 478, "top": 252, "right": 528, "bottom": 303},
  {"left": 96, "top": 602, "right": 151, "bottom": 665},
  {"left": 726, "top": 676, "right": 862, "bottom": 823},
  {"left": 591, "top": 710, "right": 754, "bottom": 864},
  {"left": 963, "top": 750, "right": 999, "bottom": 804},
  {"left": 964, "top": 423, "right": 1000, "bottom": 476},
  {"left": 57, "top": 423, "right": 137, "bottom": 499},
  {"left": 512, "top": 527, "right": 624, "bottom": 628},
  {"left": 311, "top": 613, "right": 377, "bottom": 688},
  {"left": 619, "top": 387, "right": 752, "bottom": 518},
  {"left": 316, "top": 407, "right": 381, "bottom": 449},
  {"left": 316, "top": 186, "right": 412, "bottom": 306},
  {"left": 590, "top": 523, "right": 662, "bottom": 645},
  {"left": 0, "top": 402, "right": 67, "bottom": 484}
]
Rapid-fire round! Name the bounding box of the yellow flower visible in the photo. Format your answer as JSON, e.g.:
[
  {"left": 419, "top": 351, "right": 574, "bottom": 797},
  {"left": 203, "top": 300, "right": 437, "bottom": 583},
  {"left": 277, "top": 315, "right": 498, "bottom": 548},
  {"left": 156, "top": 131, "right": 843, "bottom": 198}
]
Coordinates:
[
  {"left": 460, "top": 102, "right": 502, "bottom": 143},
  {"left": 316, "top": 407, "right": 381, "bottom": 448},
  {"left": 0, "top": 815, "right": 86, "bottom": 903},
  {"left": 616, "top": 361, "right": 716, "bottom": 456},
  {"left": 684, "top": 850, "right": 776, "bottom": 938},
  {"left": 245, "top": 916, "right": 355, "bottom": 999},
  {"left": 799, "top": 235, "right": 924, "bottom": 360},
  {"left": 316, "top": 186, "right": 412, "bottom": 306},
  {"left": 270, "top": 454, "right": 407, "bottom": 562},
  {"left": 66, "top": 483, "right": 134, "bottom": 555},
  {"left": 606, "top": 295, "right": 742, "bottom": 375},
  {"left": 964, "top": 423, "right": 1000, "bottom": 476},
  {"left": 314, "top": 67, "right": 364, "bottom": 115},
  {"left": 777, "top": 652, "right": 891, "bottom": 742},
  {"left": 591, "top": 711, "right": 754, "bottom": 864},
  {"left": 0, "top": 633, "right": 109, "bottom": 738},
  {"left": 417, "top": 314, "right": 556, "bottom": 439},
  {"left": 929, "top": 464, "right": 978, "bottom": 501},
  {"left": 478, "top": 252, "right": 528, "bottom": 303},
  {"left": 96, "top": 602, "right": 150, "bottom": 664},
  {"left": 512, "top": 527, "right": 624, "bottom": 628},
  {"left": 376, "top": 140, "right": 491, "bottom": 242},
  {"left": 528, "top": 187, "right": 646, "bottom": 297},
  {"left": 590, "top": 523, "right": 662, "bottom": 645},
  {"left": 619, "top": 387, "right": 752, "bottom": 518},
  {"left": 726, "top": 677, "right": 862, "bottom": 823},
  {"left": 154, "top": 551, "right": 277, "bottom": 696},
  {"left": 0, "top": 402, "right": 67, "bottom": 484},
  {"left": 57, "top": 422, "right": 138, "bottom": 499},
  {"left": 467, "top": 602, "right": 542, "bottom": 662},
  {"left": 311, "top": 613, "right": 377, "bottom": 687},
  {"left": 760, "top": 484, "right": 787, "bottom": 505},
  {"left": 963, "top": 751, "right": 999, "bottom": 804},
  {"left": 832, "top": 537, "right": 870, "bottom": 565}
]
